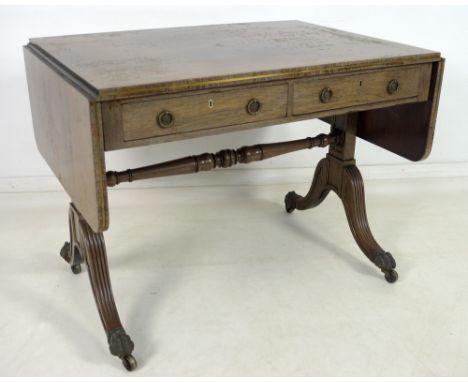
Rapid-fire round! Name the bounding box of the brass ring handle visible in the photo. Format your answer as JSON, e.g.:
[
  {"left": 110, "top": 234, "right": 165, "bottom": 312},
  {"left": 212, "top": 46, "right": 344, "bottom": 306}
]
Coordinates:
[
  {"left": 246, "top": 98, "right": 261, "bottom": 115},
  {"left": 387, "top": 79, "right": 399, "bottom": 95},
  {"left": 157, "top": 110, "right": 174, "bottom": 128},
  {"left": 319, "top": 87, "right": 333, "bottom": 103}
]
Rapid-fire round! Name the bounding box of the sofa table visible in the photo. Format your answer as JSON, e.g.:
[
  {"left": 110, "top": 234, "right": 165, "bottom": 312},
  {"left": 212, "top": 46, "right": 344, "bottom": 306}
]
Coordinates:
[{"left": 23, "top": 20, "right": 444, "bottom": 371}]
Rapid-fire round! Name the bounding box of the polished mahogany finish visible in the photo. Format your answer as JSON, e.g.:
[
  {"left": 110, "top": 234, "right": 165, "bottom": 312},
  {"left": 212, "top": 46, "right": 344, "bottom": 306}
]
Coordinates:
[
  {"left": 106, "top": 133, "right": 337, "bottom": 187},
  {"left": 23, "top": 21, "right": 444, "bottom": 370},
  {"left": 60, "top": 204, "right": 137, "bottom": 370}
]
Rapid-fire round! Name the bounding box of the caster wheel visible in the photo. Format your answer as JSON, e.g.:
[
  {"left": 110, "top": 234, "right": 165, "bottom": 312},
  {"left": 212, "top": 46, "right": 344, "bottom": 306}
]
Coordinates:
[
  {"left": 71, "top": 264, "right": 82, "bottom": 274},
  {"left": 122, "top": 354, "right": 138, "bottom": 371},
  {"left": 384, "top": 269, "right": 398, "bottom": 283},
  {"left": 284, "top": 191, "right": 297, "bottom": 213}
]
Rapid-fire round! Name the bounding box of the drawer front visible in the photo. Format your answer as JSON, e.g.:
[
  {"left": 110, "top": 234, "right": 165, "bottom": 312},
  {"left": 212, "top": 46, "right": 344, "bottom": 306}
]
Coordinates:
[
  {"left": 122, "top": 84, "right": 288, "bottom": 142},
  {"left": 292, "top": 64, "right": 431, "bottom": 116}
]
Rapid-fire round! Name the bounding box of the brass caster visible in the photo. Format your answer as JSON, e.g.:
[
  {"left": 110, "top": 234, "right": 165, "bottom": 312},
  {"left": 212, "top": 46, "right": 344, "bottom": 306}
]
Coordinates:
[
  {"left": 383, "top": 269, "right": 398, "bottom": 283},
  {"left": 122, "top": 354, "right": 138, "bottom": 371},
  {"left": 71, "top": 264, "right": 82, "bottom": 274},
  {"left": 284, "top": 191, "right": 297, "bottom": 213}
]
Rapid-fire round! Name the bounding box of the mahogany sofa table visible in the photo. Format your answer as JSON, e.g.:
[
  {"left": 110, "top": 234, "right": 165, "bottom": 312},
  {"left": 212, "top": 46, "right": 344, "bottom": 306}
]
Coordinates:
[{"left": 23, "top": 21, "right": 444, "bottom": 371}]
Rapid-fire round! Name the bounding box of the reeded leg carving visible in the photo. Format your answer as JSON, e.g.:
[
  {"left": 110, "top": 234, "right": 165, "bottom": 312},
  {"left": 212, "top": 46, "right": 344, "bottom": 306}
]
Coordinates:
[
  {"left": 340, "top": 165, "right": 398, "bottom": 283},
  {"left": 285, "top": 157, "right": 331, "bottom": 212},
  {"left": 285, "top": 156, "right": 398, "bottom": 282},
  {"left": 60, "top": 203, "right": 137, "bottom": 371},
  {"left": 284, "top": 115, "right": 398, "bottom": 283}
]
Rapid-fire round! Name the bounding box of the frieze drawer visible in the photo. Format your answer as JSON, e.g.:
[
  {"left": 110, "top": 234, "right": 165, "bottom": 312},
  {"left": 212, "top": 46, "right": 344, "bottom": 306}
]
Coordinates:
[
  {"left": 120, "top": 84, "right": 288, "bottom": 142},
  {"left": 292, "top": 64, "right": 432, "bottom": 116}
]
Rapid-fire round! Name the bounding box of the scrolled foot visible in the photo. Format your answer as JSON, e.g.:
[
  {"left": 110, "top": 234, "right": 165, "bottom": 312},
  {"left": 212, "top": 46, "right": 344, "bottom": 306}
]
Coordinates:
[
  {"left": 372, "top": 251, "right": 398, "bottom": 283},
  {"left": 60, "top": 241, "right": 82, "bottom": 274},
  {"left": 60, "top": 241, "right": 81, "bottom": 275},
  {"left": 108, "top": 328, "right": 135, "bottom": 362},
  {"left": 284, "top": 191, "right": 298, "bottom": 213},
  {"left": 108, "top": 328, "right": 137, "bottom": 371},
  {"left": 60, "top": 241, "right": 72, "bottom": 263},
  {"left": 284, "top": 158, "right": 330, "bottom": 213},
  {"left": 372, "top": 251, "right": 396, "bottom": 271}
]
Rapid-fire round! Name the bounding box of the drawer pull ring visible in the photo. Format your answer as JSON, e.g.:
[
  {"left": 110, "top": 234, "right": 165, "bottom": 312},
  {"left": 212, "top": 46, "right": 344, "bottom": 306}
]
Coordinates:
[
  {"left": 387, "top": 79, "right": 399, "bottom": 95},
  {"left": 246, "top": 98, "right": 261, "bottom": 115},
  {"left": 157, "top": 110, "right": 174, "bottom": 128},
  {"left": 319, "top": 87, "right": 333, "bottom": 103}
]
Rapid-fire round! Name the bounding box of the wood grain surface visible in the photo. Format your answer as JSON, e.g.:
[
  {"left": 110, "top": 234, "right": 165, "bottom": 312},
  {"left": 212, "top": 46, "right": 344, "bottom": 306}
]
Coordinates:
[
  {"left": 24, "top": 21, "right": 444, "bottom": 233},
  {"left": 28, "top": 21, "right": 440, "bottom": 100},
  {"left": 102, "top": 61, "right": 435, "bottom": 151},
  {"left": 23, "top": 22, "right": 444, "bottom": 368},
  {"left": 24, "top": 46, "right": 108, "bottom": 232},
  {"left": 121, "top": 83, "right": 288, "bottom": 141},
  {"left": 292, "top": 63, "right": 431, "bottom": 115},
  {"left": 356, "top": 58, "right": 445, "bottom": 161}
]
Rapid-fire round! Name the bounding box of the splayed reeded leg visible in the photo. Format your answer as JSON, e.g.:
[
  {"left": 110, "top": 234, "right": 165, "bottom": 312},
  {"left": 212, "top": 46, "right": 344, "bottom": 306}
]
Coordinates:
[
  {"left": 340, "top": 163, "right": 398, "bottom": 282},
  {"left": 284, "top": 114, "right": 398, "bottom": 283},
  {"left": 285, "top": 157, "right": 331, "bottom": 212},
  {"left": 60, "top": 203, "right": 138, "bottom": 371}
]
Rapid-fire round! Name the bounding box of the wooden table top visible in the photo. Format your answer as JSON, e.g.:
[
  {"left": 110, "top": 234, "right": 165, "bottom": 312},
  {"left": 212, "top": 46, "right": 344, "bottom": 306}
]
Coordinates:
[
  {"left": 28, "top": 20, "right": 440, "bottom": 100},
  {"left": 24, "top": 20, "right": 444, "bottom": 232}
]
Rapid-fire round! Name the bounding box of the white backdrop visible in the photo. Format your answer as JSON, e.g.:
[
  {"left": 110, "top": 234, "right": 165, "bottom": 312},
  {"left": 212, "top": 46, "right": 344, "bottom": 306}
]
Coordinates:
[{"left": 1, "top": 5, "right": 467, "bottom": 186}]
